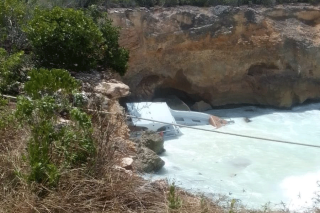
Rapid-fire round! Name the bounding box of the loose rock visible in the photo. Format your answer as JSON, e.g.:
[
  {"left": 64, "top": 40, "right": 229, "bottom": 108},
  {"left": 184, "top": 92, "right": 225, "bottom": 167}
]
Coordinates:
[
  {"left": 191, "top": 101, "right": 212, "bottom": 112},
  {"left": 94, "top": 82, "right": 130, "bottom": 99},
  {"left": 134, "top": 147, "right": 165, "bottom": 173},
  {"left": 120, "top": 157, "right": 134, "bottom": 170},
  {"left": 140, "top": 131, "right": 165, "bottom": 154},
  {"left": 244, "top": 117, "right": 252, "bottom": 123}
]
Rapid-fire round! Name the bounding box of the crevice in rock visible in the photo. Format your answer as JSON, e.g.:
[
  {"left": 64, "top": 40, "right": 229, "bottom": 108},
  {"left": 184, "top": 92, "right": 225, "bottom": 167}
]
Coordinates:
[{"left": 247, "top": 63, "right": 279, "bottom": 76}]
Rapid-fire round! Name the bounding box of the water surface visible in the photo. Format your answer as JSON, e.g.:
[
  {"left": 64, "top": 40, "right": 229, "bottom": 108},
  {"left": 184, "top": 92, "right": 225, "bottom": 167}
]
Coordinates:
[{"left": 152, "top": 103, "right": 320, "bottom": 211}]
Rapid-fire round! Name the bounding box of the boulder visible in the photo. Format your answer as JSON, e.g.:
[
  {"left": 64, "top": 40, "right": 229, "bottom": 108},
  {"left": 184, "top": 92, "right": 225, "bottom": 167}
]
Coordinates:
[
  {"left": 94, "top": 82, "right": 130, "bottom": 99},
  {"left": 131, "top": 131, "right": 165, "bottom": 173},
  {"left": 191, "top": 101, "right": 212, "bottom": 112},
  {"left": 140, "top": 131, "right": 165, "bottom": 154},
  {"left": 153, "top": 95, "right": 190, "bottom": 111},
  {"left": 134, "top": 147, "right": 165, "bottom": 173}
]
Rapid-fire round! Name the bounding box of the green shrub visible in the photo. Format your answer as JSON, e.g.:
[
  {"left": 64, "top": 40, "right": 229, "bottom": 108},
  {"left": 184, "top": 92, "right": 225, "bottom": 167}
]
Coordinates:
[
  {"left": 0, "top": 97, "right": 14, "bottom": 130},
  {"left": 27, "top": 118, "right": 60, "bottom": 186},
  {"left": 24, "top": 68, "right": 79, "bottom": 99},
  {"left": 16, "top": 68, "right": 95, "bottom": 186},
  {"left": 0, "top": 48, "right": 26, "bottom": 94},
  {"left": 25, "top": 7, "right": 104, "bottom": 71},
  {"left": 87, "top": 5, "right": 129, "bottom": 75},
  {"left": 168, "top": 182, "right": 182, "bottom": 209},
  {"left": 0, "top": 0, "right": 31, "bottom": 51},
  {"left": 25, "top": 6, "right": 129, "bottom": 75},
  {"left": 98, "top": 20, "right": 129, "bottom": 76}
]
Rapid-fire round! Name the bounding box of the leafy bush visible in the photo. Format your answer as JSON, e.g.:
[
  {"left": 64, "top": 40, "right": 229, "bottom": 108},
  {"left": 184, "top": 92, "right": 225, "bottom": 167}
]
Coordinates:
[
  {"left": 25, "top": 6, "right": 129, "bottom": 75},
  {"left": 0, "top": 97, "right": 14, "bottom": 130},
  {"left": 87, "top": 5, "right": 129, "bottom": 75},
  {"left": 24, "top": 68, "right": 79, "bottom": 99},
  {"left": 0, "top": 48, "right": 26, "bottom": 94},
  {"left": 0, "top": 0, "right": 31, "bottom": 51},
  {"left": 168, "top": 182, "right": 182, "bottom": 209},
  {"left": 25, "top": 7, "right": 104, "bottom": 71},
  {"left": 16, "top": 68, "right": 95, "bottom": 186}
]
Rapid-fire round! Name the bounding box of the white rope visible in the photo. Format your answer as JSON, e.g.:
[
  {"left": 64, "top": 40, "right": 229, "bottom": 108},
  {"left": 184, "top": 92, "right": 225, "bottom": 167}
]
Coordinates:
[{"left": 125, "top": 114, "right": 320, "bottom": 149}]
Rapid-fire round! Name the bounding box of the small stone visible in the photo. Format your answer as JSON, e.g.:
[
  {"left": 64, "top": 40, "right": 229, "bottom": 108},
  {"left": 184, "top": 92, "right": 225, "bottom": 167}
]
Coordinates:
[
  {"left": 244, "top": 117, "right": 252, "bottom": 123},
  {"left": 191, "top": 101, "right": 212, "bottom": 112},
  {"left": 120, "top": 157, "right": 134, "bottom": 170}
]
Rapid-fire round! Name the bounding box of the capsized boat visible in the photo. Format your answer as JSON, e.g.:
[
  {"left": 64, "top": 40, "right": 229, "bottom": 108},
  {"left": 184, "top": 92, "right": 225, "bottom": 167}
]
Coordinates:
[{"left": 126, "top": 102, "right": 230, "bottom": 138}]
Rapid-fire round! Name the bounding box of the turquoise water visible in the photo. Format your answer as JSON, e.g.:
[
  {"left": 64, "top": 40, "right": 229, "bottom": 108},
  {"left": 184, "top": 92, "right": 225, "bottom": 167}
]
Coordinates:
[{"left": 153, "top": 103, "right": 320, "bottom": 211}]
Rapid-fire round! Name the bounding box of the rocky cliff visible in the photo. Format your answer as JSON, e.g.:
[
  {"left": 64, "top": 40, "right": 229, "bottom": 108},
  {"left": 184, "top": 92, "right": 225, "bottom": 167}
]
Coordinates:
[{"left": 109, "top": 4, "right": 320, "bottom": 108}]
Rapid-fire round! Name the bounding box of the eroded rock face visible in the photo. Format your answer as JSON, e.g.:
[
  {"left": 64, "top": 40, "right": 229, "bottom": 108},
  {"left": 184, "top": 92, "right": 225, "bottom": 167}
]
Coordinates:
[{"left": 109, "top": 5, "right": 320, "bottom": 108}]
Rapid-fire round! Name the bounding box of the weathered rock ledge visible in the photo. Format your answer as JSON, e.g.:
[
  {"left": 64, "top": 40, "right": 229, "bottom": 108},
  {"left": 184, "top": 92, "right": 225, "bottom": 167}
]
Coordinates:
[{"left": 109, "top": 4, "right": 320, "bottom": 108}]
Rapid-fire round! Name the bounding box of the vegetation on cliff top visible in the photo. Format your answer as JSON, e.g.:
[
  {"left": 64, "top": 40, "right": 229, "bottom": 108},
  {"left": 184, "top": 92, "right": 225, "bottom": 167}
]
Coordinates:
[
  {"left": 94, "top": 0, "right": 320, "bottom": 8},
  {"left": 0, "top": 0, "right": 129, "bottom": 76}
]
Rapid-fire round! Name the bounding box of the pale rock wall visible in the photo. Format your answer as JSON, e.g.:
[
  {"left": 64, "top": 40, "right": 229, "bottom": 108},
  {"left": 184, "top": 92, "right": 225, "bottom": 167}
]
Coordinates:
[{"left": 109, "top": 5, "right": 320, "bottom": 108}]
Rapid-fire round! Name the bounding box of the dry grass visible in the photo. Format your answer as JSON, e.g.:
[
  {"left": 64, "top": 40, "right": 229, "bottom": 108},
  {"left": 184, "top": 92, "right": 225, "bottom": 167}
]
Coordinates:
[
  {"left": 0, "top": 102, "right": 33, "bottom": 213},
  {"left": 0, "top": 100, "right": 223, "bottom": 213},
  {"left": 0, "top": 108, "right": 222, "bottom": 213}
]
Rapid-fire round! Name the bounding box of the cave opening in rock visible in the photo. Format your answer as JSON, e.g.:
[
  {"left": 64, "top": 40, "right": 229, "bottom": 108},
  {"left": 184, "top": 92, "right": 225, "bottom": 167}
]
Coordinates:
[{"left": 153, "top": 87, "right": 200, "bottom": 106}]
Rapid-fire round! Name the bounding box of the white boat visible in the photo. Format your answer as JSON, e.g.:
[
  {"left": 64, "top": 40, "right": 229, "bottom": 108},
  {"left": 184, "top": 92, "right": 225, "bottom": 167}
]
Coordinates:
[{"left": 126, "top": 102, "right": 228, "bottom": 138}]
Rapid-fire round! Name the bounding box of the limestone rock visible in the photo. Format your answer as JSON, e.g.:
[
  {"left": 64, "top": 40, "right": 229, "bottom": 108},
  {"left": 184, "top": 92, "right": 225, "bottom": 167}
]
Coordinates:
[
  {"left": 136, "top": 179, "right": 168, "bottom": 193},
  {"left": 109, "top": 6, "right": 320, "bottom": 108},
  {"left": 94, "top": 82, "right": 130, "bottom": 99},
  {"left": 154, "top": 95, "right": 190, "bottom": 111},
  {"left": 120, "top": 157, "right": 134, "bottom": 170},
  {"left": 88, "top": 93, "right": 109, "bottom": 110},
  {"left": 140, "top": 131, "right": 165, "bottom": 154},
  {"left": 132, "top": 131, "right": 165, "bottom": 173},
  {"left": 73, "top": 71, "right": 129, "bottom": 110},
  {"left": 134, "top": 147, "right": 165, "bottom": 173},
  {"left": 191, "top": 101, "right": 212, "bottom": 112},
  {"left": 113, "top": 165, "right": 133, "bottom": 176}
]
